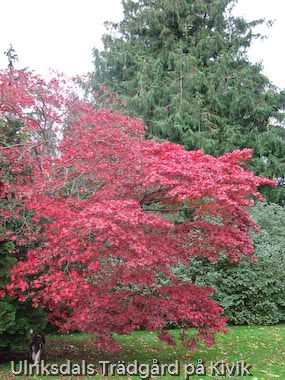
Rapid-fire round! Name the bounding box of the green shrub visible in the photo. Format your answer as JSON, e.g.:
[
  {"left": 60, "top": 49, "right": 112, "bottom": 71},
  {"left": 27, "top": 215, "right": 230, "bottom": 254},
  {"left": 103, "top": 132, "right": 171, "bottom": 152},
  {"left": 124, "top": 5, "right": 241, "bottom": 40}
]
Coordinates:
[
  {"left": 176, "top": 202, "right": 285, "bottom": 325},
  {"left": 0, "top": 240, "right": 47, "bottom": 354},
  {"left": 0, "top": 299, "right": 47, "bottom": 353}
]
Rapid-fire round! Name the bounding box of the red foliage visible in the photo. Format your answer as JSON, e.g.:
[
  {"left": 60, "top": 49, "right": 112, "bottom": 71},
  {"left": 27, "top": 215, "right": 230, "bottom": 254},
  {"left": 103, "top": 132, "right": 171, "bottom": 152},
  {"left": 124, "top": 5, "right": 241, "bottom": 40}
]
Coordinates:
[{"left": 0, "top": 69, "right": 274, "bottom": 349}]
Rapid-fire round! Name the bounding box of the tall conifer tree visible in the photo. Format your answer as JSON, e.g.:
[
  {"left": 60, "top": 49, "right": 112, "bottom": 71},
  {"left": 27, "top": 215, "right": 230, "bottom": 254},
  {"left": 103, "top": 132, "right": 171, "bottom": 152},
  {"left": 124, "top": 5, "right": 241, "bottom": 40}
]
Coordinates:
[{"left": 93, "top": 0, "right": 285, "bottom": 202}]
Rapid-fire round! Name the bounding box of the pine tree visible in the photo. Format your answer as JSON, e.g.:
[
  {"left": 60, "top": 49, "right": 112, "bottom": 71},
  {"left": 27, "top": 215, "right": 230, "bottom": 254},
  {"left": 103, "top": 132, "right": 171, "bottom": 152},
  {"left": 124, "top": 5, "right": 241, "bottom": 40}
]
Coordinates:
[{"left": 93, "top": 0, "right": 285, "bottom": 202}]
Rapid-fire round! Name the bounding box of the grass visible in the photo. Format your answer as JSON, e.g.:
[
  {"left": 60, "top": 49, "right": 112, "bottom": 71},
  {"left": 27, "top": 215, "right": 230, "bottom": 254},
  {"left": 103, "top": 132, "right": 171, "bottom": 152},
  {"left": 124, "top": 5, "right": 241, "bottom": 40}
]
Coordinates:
[{"left": 0, "top": 324, "right": 284, "bottom": 379}]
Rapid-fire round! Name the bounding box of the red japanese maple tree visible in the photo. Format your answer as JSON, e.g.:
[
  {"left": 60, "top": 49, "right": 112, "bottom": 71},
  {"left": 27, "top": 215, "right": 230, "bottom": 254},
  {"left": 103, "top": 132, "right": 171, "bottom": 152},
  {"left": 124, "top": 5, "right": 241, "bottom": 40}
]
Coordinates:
[{"left": 0, "top": 69, "right": 274, "bottom": 351}]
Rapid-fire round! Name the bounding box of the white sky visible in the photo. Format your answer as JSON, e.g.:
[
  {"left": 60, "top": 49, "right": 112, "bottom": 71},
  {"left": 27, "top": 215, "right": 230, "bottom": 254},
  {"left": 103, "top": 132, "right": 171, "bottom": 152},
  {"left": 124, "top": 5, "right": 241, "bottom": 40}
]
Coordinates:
[{"left": 0, "top": 0, "right": 284, "bottom": 88}]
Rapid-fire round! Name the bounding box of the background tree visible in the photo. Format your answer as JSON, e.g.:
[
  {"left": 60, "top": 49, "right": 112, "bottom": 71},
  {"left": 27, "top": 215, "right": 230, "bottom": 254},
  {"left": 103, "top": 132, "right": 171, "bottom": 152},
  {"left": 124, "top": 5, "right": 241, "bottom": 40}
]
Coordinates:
[
  {"left": 92, "top": 0, "right": 285, "bottom": 203},
  {"left": 4, "top": 44, "right": 18, "bottom": 70}
]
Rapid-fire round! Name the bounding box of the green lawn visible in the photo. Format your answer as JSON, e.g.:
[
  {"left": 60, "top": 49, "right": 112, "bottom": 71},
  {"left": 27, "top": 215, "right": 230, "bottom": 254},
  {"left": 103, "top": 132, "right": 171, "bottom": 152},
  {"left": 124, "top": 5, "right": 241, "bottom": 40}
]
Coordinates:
[{"left": 0, "top": 324, "right": 284, "bottom": 379}]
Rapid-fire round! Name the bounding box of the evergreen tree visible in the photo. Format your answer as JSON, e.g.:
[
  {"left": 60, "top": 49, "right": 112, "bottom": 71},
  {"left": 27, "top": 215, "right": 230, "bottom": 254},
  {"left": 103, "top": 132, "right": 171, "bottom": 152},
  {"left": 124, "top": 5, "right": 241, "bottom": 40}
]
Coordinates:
[{"left": 93, "top": 0, "right": 285, "bottom": 202}]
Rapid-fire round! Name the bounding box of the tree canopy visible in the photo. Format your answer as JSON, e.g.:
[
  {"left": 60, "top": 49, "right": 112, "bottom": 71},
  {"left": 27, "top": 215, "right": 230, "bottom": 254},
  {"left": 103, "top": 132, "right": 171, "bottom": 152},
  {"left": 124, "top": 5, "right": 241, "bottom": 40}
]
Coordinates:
[
  {"left": 92, "top": 0, "right": 285, "bottom": 202},
  {"left": 0, "top": 68, "right": 273, "bottom": 350}
]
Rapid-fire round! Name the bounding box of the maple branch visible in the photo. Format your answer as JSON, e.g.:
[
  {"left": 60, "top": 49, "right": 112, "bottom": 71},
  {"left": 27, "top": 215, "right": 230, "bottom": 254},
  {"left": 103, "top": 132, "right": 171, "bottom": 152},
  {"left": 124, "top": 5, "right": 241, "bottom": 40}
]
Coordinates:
[
  {"left": 0, "top": 140, "right": 54, "bottom": 150},
  {"left": 142, "top": 207, "right": 192, "bottom": 213},
  {"left": 0, "top": 142, "right": 29, "bottom": 149},
  {"left": 139, "top": 186, "right": 168, "bottom": 206}
]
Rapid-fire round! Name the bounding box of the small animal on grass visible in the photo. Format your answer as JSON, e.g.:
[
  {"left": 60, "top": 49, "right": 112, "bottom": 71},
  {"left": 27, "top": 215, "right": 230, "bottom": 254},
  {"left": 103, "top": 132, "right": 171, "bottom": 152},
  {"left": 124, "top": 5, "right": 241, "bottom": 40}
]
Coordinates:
[{"left": 29, "top": 331, "right": 46, "bottom": 364}]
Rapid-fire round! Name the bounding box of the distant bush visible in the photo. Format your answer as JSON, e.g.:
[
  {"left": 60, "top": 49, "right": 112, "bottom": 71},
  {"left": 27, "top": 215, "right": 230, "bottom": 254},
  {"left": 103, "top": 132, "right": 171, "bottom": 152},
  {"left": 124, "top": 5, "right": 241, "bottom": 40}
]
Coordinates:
[{"left": 178, "top": 202, "right": 285, "bottom": 325}]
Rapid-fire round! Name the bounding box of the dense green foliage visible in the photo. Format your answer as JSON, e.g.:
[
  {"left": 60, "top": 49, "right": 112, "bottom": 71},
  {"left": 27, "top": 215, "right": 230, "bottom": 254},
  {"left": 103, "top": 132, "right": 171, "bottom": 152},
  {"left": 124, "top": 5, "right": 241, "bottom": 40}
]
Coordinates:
[
  {"left": 93, "top": 0, "right": 285, "bottom": 203},
  {"left": 182, "top": 202, "right": 285, "bottom": 325},
  {"left": 0, "top": 117, "right": 47, "bottom": 354},
  {"left": 0, "top": 241, "right": 47, "bottom": 353}
]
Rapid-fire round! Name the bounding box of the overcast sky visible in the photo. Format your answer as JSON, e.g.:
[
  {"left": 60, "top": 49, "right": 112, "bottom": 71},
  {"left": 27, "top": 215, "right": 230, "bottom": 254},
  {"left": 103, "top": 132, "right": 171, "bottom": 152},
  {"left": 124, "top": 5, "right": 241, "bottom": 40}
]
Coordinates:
[{"left": 0, "top": 0, "right": 284, "bottom": 88}]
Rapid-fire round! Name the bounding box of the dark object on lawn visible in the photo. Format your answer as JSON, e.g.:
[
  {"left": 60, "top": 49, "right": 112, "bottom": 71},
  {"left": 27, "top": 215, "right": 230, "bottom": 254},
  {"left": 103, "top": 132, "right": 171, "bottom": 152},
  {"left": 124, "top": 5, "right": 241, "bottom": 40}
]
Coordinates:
[{"left": 29, "top": 332, "right": 46, "bottom": 364}]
